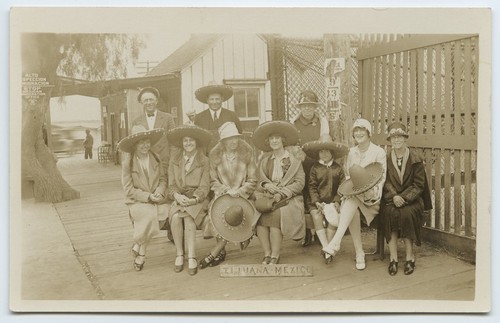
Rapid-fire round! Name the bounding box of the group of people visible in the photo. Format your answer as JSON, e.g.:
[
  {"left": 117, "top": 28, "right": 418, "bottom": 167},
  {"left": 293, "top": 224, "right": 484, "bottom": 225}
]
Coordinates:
[{"left": 117, "top": 82, "right": 432, "bottom": 278}]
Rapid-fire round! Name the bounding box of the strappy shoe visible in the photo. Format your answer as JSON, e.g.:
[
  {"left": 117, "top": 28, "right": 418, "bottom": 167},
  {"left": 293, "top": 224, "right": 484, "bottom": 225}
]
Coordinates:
[
  {"left": 211, "top": 249, "right": 227, "bottom": 267},
  {"left": 199, "top": 253, "right": 215, "bottom": 269},
  {"left": 262, "top": 256, "right": 271, "bottom": 265},
  {"left": 404, "top": 260, "right": 416, "bottom": 275},
  {"left": 270, "top": 256, "right": 280, "bottom": 265},
  {"left": 133, "top": 254, "right": 145, "bottom": 271},
  {"left": 322, "top": 245, "right": 339, "bottom": 259},
  {"left": 188, "top": 258, "right": 198, "bottom": 276},
  {"left": 388, "top": 260, "right": 398, "bottom": 276},
  {"left": 174, "top": 255, "right": 184, "bottom": 273},
  {"left": 130, "top": 243, "right": 140, "bottom": 258}
]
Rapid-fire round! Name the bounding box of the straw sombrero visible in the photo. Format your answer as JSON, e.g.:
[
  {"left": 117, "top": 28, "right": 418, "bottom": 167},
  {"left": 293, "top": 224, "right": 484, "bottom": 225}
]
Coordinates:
[
  {"left": 195, "top": 81, "right": 233, "bottom": 104},
  {"left": 117, "top": 126, "right": 164, "bottom": 153},
  {"left": 210, "top": 195, "right": 258, "bottom": 243},
  {"left": 252, "top": 121, "right": 299, "bottom": 152},
  {"left": 167, "top": 125, "right": 213, "bottom": 149},
  {"left": 302, "top": 140, "right": 349, "bottom": 160},
  {"left": 338, "top": 162, "right": 384, "bottom": 196}
]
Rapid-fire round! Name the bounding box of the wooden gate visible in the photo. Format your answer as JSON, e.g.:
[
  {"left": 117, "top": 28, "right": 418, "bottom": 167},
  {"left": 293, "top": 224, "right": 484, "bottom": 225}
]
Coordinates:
[{"left": 357, "top": 34, "right": 478, "bottom": 258}]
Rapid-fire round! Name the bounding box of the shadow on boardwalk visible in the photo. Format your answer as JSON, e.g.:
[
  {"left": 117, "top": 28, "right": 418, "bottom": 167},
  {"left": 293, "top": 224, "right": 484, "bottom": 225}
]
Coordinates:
[{"left": 23, "top": 155, "right": 475, "bottom": 302}]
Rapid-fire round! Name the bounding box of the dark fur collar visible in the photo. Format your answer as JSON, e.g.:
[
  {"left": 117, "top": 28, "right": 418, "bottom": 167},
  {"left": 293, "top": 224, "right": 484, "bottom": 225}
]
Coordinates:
[{"left": 209, "top": 139, "right": 253, "bottom": 165}]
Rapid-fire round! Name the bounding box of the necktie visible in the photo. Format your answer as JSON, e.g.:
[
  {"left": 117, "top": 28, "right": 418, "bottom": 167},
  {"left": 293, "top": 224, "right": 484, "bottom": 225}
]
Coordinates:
[
  {"left": 185, "top": 157, "right": 191, "bottom": 172},
  {"left": 213, "top": 111, "right": 218, "bottom": 122},
  {"left": 147, "top": 113, "right": 154, "bottom": 117}
]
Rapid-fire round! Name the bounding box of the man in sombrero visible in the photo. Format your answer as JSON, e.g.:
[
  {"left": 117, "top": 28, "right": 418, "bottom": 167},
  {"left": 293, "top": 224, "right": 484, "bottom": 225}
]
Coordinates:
[{"left": 194, "top": 81, "right": 242, "bottom": 151}]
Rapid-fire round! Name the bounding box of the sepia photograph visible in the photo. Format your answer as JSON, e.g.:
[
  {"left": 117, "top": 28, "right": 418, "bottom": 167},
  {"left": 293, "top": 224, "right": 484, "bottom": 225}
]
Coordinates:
[{"left": 9, "top": 6, "right": 491, "bottom": 314}]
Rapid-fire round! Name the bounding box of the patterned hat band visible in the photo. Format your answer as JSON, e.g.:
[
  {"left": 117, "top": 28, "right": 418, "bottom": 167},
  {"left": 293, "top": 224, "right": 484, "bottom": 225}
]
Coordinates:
[{"left": 388, "top": 128, "right": 409, "bottom": 137}]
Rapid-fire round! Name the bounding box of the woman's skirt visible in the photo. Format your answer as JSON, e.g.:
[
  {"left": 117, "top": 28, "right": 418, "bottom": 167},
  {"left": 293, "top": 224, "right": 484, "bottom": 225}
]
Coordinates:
[
  {"left": 257, "top": 196, "right": 305, "bottom": 241},
  {"left": 128, "top": 203, "right": 167, "bottom": 245},
  {"left": 382, "top": 198, "right": 425, "bottom": 245},
  {"left": 168, "top": 199, "right": 209, "bottom": 229}
]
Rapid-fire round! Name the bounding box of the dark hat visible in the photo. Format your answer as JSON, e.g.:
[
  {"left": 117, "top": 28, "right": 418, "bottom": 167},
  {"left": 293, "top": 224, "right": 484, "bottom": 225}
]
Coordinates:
[
  {"left": 117, "top": 125, "right": 164, "bottom": 153},
  {"left": 295, "top": 90, "right": 321, "bottom": 108},
  {"left": 137, "top": 87, "right": 160, "bottom": 103},
  {"left": 209, "top": 195, "right": 258, "bottom": 242},
  {"left": 195, "top": 81, "right": 233, "bottom": 104},
  {"left": 252, "top": 121, "right": 299, "bottom": 152},
  {"left": 338, "top": 162, "right": 384, "bottom": 196},
  {"left": 386, "top": 121, "right": 409, "bottom": 141},
  {"left": 167, "top": 125, "right": 213, "bottom": 149},
  {"left": 302, "top": 140, "right": 349, "bottom": 160}
]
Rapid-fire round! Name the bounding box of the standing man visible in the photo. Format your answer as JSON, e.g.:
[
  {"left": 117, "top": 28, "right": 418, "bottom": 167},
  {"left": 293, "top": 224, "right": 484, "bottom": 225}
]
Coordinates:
[
  {"left": 194, "top": 81, "right": 242, "bottom": 151},
  {"left": 83, "top": 129, "right": 94, "bottom": 159},
  {"left": 131, "top": 87, "right": 177, "bottom": 169}
]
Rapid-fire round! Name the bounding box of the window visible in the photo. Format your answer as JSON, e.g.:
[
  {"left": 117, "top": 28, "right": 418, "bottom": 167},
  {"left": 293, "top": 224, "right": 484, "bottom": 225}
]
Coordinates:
[{"left": 234, "top": 88, "right": 259, "bottom": 119}]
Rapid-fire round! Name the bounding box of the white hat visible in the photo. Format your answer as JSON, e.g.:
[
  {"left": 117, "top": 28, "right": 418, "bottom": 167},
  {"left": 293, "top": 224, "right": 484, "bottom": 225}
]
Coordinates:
[
  {"left": 218, "top": 122, "right": 241, "bottom": 140},
  {"left": 352, "top": 118, "right": 372, "bottom": 137}
]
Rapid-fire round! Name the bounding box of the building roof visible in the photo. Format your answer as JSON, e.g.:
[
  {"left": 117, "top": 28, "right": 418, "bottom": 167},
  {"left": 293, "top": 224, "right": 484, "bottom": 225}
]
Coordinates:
[{"left": 146, "top": 34, "right": 224, "bottom": 76}]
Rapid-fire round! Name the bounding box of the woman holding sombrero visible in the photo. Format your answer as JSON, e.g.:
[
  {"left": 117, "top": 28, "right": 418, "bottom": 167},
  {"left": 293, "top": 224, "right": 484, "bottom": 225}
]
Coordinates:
[
  {"left": 199, "top": 121, "right": 257, "bottom": 269},
  {"left": 118, "top": 125, "right": 168, "bottom": 271},
  {"left": 253, "top": 121, "right": 305, "bottom": 265},
  {"left": 302, "top": 139, "right": 349, "bottom": 264},
  {"left": 322, "top": 119, "right": 387, "bottom": 270},
  {"left": 165, "top": 125, "right": 213, "bottom": 276},
  {"left": 381, "top": 122, "right": 432, "bottom": 276}
]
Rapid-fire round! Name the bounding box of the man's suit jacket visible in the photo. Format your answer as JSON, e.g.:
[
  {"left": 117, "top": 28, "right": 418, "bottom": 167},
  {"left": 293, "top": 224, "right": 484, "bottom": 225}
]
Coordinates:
[
  {"left": 194, "top": 108, "right": 242, "bottom": 150},
  {"left": 132, "top": 110, "right": 177, "bottom": 168}
]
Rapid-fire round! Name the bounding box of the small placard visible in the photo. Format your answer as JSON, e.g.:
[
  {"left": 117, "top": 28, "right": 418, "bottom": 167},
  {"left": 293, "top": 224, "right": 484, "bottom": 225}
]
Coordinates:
[{"left": 220, "top": 264, "right": 313, "bottom": 277}]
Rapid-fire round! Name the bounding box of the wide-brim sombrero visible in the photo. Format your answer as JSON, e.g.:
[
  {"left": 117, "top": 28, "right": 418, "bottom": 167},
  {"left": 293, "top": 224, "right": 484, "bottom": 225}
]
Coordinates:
[
  {"left": 338, "top": 162, "right": 384, "bottom": 196},
  {"left": 117, "top": 128, "right": 164, "bottom": 153},
  {"left": 210, "top": 195, "right": 258, "bottom": 243},
  {"left": 302, "top": 140, "right": 349, "bottom": 160},
  {"left": 167, "top": 125, "right": 213, "bottom": 149},
  {"left": 252, "top": 121, "right": 299, "bottom": 152},
  {"left": 195, "top": 83, "right": 233, "bottom": 104}
]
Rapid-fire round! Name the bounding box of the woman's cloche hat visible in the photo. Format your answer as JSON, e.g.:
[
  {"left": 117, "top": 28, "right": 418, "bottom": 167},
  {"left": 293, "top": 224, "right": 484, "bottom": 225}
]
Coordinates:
[
  {"left": 209, "top": 195, "right": 259, "bottom": 242},
  {"left": 338, "top": 162, "right": 384, "bottom": 196},
  {"left": 252, "top": 120, "right": 299, "bottom": 152},
  {"left": 137, "top": 86, "right": 160, "bottom": 103},
  {"left": 218, "top": 122, "right": 241, "bottom": 141},
  {"left": 386, "top": 121, "right": 409, "bottom": 141},
  {"left": 167, "top": 125, "right": 213, "bottom": 149},
  {"left": 351, "top": 118, "right": 373, "bottom": 137},
  {"left": 117, "top": 125, "right": 164, "bottom": 153},
  {"left": 195, "top": 80, "right": 233, "bottom": 104},
  {"left": 295, "top": 90, "right": 321, "bottom": 108},
  {"left": 302, "top": 139, "right": 349, "bottom": 160}
]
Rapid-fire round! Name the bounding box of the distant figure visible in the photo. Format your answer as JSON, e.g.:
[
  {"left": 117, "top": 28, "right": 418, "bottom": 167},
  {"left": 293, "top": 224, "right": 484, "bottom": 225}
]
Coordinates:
[
  {"left": 185, "top": 109, "right": 197, "bottom": 125},
  {"left": 83, "top": 129, "right": 94, "bottom": 159},
  {"left": 42, "top": 123, "right": 48, "bottom": 146}
]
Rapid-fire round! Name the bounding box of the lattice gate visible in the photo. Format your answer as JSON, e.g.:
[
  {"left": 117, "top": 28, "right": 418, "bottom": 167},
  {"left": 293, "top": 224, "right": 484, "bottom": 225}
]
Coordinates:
[{"left": 357, "top": 34, "right": 478, "bottom": 245}]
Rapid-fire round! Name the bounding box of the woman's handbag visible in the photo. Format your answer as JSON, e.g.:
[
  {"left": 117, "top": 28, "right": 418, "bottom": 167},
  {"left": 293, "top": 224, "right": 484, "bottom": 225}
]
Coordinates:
[{"left": 255, "top": 196, "right": 293, "bottom": 213}]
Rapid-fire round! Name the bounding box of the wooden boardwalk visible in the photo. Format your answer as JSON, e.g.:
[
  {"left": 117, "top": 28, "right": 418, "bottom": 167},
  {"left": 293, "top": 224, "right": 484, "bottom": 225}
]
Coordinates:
[{"left": 52, "top": 155, "right": 475, "bottom": 301}]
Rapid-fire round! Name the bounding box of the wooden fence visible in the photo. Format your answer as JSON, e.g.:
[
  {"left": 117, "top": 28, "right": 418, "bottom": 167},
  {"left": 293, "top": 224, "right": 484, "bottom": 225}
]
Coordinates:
[{"left": 357, "top": 34, "right": 478, "bottom": 255}]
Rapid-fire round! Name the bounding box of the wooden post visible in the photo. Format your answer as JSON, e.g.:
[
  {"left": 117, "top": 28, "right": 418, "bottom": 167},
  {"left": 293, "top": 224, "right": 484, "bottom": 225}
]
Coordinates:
[{"left": 323, "top": 34, "right": 353, "bottom": 145}]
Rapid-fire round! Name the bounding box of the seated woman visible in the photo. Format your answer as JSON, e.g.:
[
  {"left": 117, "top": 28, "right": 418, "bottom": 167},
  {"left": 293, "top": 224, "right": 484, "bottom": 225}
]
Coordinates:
[
  {"left": 252, "top": 121, "right": 305, "bottom": 264},
  {"left": 118, "top": 126, "right": 167, "bottom": 271},
  {"left": 199, "top": 122, "right": 257, "bottom": 269},
  {"left": 302, "top": 140, "right": 348, "bottom": 264},
  {"left": 382, "top": 122, "right": 432, "bottom": 276},
  {"left": 165, "top": 125, "right": 213, "bottom": 276},
  {"left": 322, "top": 119, "right": 387, "bottom": 270}
]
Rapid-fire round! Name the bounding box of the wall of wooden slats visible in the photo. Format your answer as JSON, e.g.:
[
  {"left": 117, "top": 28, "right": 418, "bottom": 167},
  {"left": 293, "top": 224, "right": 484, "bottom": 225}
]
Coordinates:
[{"left": 358, "top": 35, "right": 478, "bottom": 238}]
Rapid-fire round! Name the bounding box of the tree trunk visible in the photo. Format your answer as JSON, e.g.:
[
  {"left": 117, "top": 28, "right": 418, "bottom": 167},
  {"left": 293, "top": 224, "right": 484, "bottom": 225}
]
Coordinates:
[{"left": 21, "top": 33, "right": 79, "bottom": 202}]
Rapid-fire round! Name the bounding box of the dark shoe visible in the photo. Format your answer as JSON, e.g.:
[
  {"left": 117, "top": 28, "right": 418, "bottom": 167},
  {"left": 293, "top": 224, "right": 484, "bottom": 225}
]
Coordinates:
[
  {"left": 211, "top": 249, "right": 227, "bottom": 267},
  {"left": 388, "top": 260, "right": 398, "bottom": 276},
  {"left": 302, "top": 230, "right": 312, "bottom": 247},
  {"left": 188, "top": 258, "right": 198, "bottom": 276},
  {"left": 404, "top": 260, "right": 416, "bottom": 275},
  {"left": 325, "top": 254, "right": 333, "bottom": 265},
  {"left": 262, "top": 256, "right": 271, "bottom": 265},
  {"left": 133, "top": 255, "right": 145, "bottom": 271},
  {"left": 240, "top": 237, "right": 252, "bottom": 251},
  {"left": 174, "top": 255, "right": 184, "bottom": 273},
  {"left": 270, "top": 256, "right": 280, "bottom": 264},
  {"left": 199, "top": 253, "right": 215, "bottom": 269}
]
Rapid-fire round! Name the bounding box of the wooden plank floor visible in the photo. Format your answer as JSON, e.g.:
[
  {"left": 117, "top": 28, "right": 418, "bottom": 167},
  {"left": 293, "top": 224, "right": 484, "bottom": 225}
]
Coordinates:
[{"left": 53, "top": 155, "right": 476, "bottom": 301}]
